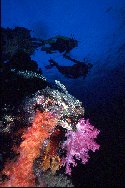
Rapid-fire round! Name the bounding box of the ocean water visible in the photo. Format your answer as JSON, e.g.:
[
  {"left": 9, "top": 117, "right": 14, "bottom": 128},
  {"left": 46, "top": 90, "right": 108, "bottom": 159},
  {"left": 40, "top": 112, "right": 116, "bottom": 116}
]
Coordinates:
[{"left": 1, "top": 0, "right": 125, "bottom": 186}]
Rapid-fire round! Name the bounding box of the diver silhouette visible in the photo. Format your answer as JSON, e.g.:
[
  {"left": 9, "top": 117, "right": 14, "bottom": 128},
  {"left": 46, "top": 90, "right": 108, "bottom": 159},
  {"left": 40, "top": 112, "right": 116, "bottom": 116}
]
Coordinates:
[{"left": 45, "top": 57, "right": 93, "bottom": 79}]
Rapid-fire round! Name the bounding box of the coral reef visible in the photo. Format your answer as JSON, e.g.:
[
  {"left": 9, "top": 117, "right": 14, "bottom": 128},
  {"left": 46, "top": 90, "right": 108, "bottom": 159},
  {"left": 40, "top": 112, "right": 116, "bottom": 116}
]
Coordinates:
[
  {"left": 1, "top": 26, "right": 100, "bottom": 187},
  {"left": 1, "top": 80, "right": 100, "bottom": 187},
  {"left": 0, "top": 78, "right": 100, "bottom": 187}
]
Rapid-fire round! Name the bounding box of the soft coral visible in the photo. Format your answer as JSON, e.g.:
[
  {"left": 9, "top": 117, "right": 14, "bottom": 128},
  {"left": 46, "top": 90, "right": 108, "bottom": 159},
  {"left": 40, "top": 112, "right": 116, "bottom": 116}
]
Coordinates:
[
  {"left": 1, "top": 111, "right": 57, "bottom": 187},
  {"left": 61, "top": 118, "right": 100, "bottom": 175}
]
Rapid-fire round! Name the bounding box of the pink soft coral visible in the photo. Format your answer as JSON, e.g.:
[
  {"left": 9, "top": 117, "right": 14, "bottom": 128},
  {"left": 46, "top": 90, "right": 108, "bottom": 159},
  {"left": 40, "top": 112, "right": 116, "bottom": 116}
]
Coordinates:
[{"left": 61, "top": 118, "right": 100, "bottom": 175}]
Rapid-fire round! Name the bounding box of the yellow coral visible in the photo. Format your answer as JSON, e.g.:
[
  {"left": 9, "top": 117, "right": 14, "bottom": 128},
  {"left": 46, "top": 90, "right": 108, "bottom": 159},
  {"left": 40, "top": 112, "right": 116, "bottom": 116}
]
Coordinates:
[{"left": 41, "top": 128, "right": 63, "bottom": 174}]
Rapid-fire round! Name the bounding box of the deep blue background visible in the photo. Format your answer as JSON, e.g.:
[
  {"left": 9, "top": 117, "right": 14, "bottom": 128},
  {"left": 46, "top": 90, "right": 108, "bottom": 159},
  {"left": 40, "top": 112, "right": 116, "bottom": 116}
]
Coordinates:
[{"left": 1, "top": 0, "right": 125, "bottom": 186}]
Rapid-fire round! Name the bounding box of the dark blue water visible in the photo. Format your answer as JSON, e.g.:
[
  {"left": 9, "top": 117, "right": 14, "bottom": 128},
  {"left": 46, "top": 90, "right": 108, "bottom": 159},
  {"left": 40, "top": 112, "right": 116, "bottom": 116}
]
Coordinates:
[{"left": 1, "top": 0, "right": 125, "bottom": 186}]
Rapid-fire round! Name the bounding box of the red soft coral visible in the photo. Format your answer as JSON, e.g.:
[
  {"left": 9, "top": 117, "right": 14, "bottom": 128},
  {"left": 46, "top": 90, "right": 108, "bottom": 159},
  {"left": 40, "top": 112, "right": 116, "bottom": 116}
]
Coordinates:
[{"left": 1, "top": 111, "right": 57, "bottom": 187}]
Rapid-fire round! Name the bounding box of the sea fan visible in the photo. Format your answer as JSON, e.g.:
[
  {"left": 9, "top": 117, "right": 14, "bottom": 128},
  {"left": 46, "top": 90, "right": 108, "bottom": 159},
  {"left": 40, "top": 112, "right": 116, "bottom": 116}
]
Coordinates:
[{"left": 61, "top": 118, "right": 100, "bottom": 175}]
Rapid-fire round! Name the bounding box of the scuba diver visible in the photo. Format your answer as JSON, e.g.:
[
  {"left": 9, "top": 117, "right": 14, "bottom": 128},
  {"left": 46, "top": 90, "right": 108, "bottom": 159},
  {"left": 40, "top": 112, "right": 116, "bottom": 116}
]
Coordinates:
[{"left": 45, "top": 57, "right": 93, "bottom": 79}]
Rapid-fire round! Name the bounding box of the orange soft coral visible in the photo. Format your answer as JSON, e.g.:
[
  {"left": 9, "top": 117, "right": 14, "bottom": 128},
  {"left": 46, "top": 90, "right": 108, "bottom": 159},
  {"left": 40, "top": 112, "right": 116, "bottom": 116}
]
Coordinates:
[{"left": 1, "top": 111, "right": 57, "bottom": 187}]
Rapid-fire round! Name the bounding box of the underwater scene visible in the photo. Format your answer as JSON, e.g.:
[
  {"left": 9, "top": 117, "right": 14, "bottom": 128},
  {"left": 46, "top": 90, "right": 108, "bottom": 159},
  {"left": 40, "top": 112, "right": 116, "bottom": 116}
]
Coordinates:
[{"left": 0, "top": 0, "right": 125, "bottom": 187}]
